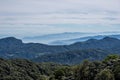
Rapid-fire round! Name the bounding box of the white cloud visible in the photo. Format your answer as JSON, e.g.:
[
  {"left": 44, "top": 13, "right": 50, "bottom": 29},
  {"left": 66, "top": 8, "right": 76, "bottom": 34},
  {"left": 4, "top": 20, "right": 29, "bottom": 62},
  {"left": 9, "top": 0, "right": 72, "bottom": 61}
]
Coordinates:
[
  {"left": 0, "top": 0, "right": 120, "bottom": 13},
  {"left": 0, "top": 0, "right": 120, "bottom": 25},
  {"left": 0, "top": 13, "right": 120, "bottom": 24},
  {"left": 0, "top": 0, "right": 120, "bottom": 37}
]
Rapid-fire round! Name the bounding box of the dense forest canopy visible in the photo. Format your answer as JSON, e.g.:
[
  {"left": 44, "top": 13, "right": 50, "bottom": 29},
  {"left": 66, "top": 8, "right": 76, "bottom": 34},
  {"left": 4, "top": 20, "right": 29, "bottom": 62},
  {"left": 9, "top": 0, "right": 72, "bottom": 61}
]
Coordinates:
[{"left": 0, "top": 54, "right": 120, "bottom": 80}]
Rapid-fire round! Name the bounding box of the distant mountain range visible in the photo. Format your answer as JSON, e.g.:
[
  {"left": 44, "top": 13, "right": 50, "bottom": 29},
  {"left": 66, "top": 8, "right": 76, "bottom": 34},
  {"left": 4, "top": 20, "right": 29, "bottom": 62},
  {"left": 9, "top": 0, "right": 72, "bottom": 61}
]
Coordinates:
[
  {"left": 22, "top": 32, "right": 120, "bottom": 45},
  {"left": 0, "top": 36, "right": 120, "bottom": 64},
  {"left": 50, "top": 34, "right": 120, "bottom": 45},
  {"left": 23, "top": 32, "right": 95, "bottom": 44}
]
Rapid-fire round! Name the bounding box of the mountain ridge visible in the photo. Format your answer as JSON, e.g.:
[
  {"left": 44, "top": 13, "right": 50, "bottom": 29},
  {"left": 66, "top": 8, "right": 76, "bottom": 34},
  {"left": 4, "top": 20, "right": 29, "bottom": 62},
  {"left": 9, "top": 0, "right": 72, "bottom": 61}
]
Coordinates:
[
  {"left": 50, "top": 34, "right": 120, "bottom": 45},
  {"left": 0, "top": 36, "right": 120, "bottom": 64}
]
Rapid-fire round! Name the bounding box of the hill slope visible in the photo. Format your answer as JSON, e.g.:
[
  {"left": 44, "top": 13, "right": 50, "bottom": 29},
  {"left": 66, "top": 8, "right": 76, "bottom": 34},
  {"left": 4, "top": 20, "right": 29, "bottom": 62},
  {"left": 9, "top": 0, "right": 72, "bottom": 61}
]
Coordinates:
[
  {"left": 0, "top": 37, "right": 120, "bottom": 64},
  {"left": 33, "top": 49, "right": 110, "bottom": 65},
  {"left": 50, "top": 34, "right": 120, "bottom": 45},
  {"left": 0, "top": 55, "right": 120, "bottom": 80}
]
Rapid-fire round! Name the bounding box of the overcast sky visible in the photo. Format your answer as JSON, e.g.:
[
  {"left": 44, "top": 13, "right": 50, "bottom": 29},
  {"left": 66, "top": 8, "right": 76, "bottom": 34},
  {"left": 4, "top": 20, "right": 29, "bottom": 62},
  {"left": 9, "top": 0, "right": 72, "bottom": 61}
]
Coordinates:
[{"left": 0, "top": 0, "right": 120, "bottom": 37}]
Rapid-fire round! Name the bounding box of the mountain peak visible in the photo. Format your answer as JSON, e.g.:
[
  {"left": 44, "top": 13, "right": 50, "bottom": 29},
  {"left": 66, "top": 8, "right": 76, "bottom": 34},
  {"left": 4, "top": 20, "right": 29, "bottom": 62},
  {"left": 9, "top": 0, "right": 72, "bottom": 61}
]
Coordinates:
[
  {"left": 0, "top": 37, "right": 23, "bottom": 44},
  {"left": 102, "top": 37, "right": 119, "bottom": 41},
  {"left": 86, "top": 38, "right": 97, "bottom": 42},
  {"left": 2, "top": 37, "right": 17, "bottom": 40}
]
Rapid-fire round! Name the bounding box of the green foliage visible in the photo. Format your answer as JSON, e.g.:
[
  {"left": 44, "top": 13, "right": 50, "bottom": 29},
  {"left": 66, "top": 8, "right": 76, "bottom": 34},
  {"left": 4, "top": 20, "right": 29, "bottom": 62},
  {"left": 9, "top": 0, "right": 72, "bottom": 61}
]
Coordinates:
[
  {"left": 95, "top": 69, "right": 115, "bottom": 80},
  {"left": 39, "top": 75, "right": 48, "bottom": 80},
  {"left": 0, "top": 54, "right": 120, "bottom": 80},
  {"left": 75, "top": 60, "right": 100, "bottom": 80},
  {"left": 103, "top": 54, "right": 119, "bottom": 62},
  {"left": 54, "top": 69, "right": 65, "bottom": 80},
  {"left": 0, "top": 59, "right": 61, "bottom": 80},
  {"left": 75, "top": 60, "right": 91, "bottom": 80},
  {"left": 35, "top": 49, "right": 109, "bottom": 65},
  {"left": 112, "top": 61, "right": 120, "bottom": 80}
]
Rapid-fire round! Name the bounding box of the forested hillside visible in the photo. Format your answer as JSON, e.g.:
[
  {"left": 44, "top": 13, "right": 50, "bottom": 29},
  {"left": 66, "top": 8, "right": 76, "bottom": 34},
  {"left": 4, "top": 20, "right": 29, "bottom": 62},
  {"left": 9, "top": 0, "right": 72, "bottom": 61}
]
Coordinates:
[
  {"left": 0, "top": 55, "right": 120, "bottom": 80},
  {"left": 0, "top": 37, "right": 120, "bottom": 64},
  {"left": 34, "top": 49, "right": 109, "bottom": 65}
]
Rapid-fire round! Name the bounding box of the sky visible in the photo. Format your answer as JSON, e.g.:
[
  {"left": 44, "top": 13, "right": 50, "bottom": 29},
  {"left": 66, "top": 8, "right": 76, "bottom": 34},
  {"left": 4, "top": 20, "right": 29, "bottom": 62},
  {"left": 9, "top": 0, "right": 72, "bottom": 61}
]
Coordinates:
[{"left": 0, "top": 0, "right": 120, "bottom": 37}]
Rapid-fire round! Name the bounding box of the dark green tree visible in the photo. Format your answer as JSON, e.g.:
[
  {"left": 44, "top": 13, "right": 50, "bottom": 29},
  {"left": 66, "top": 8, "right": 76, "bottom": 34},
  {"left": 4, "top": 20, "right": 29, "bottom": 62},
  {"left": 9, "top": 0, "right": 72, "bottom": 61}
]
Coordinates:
[
  {"left": 95, "top": 69, "right": 115, "bottom": 80},
  {"left": 103, "top": 54, "right": 119, "bottom": 63},
  {"left": 75, "top": 60, "right": 92, "bottom": 80},
  {"left": 54, "top": 69, "right": 65, "bottom": 80}
]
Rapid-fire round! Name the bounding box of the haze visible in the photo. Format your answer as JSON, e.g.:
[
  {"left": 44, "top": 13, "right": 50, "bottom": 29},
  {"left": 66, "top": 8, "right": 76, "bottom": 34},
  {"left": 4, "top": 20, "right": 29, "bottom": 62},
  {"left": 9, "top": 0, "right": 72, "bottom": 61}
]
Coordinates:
[{"left": 0, "top": 0, "right": 120, "bottom": 37}]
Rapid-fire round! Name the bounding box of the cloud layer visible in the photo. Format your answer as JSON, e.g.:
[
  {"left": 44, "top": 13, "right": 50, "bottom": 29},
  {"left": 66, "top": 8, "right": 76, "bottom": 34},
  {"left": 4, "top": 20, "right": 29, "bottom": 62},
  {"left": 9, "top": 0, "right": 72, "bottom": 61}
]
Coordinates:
[{"left": 0, "top": 0, "right": 120, "bottom": 37}]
